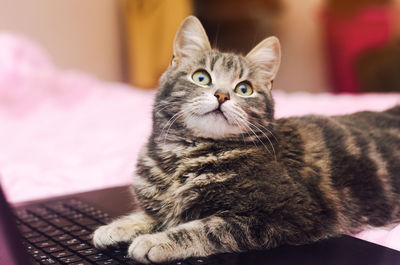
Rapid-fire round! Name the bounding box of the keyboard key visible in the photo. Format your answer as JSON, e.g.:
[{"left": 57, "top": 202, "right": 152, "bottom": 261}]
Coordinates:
[
  {"left": 31, "top": 249, "right": 49, "bottom": 261},
  {"left": 18, "top": 224, "right": 32, "bottom": 233},
  {"left": 37, "top": 225, "right": 57, "bottom": 233},
  {"left": 79, "top": 234, "right": 93, "bottom": 242},
  {"left": 87, "top": 210, "right": 108, "bottom": 218},
  {"left": 15, "top": 209, "right": 32, "bottom": 219},
  {"left": 28, "top": 236, "right": 48, "bottom": 243},
  {"left": 23, "top": 231, "right": 41, "bottom": 239},
  {"left": 30, "top": 220, "right": 49, "bottom": 228},
  {"left": 77, "top": 248, "right": 99, "bottom": 256},
  {"left": 61, "top": 238, "right": 81, "bottom": 246},
  {"left": 86, "top": 224, "right": 101, "bottom": 231},
  {"left": 69, "top": 213, "right": 85, "bottom": 219},
  {"left": 52, "top": 250, "right": 74, "bottom": 258},
  {"left": 64, "top": 225, "right": 83, "bottom": 232},
  {"left": 28, "top": 206, "right": 52, "bottom": 216},
  {"left": 43, "top": 245, "right": 64, "bottom": 254},
  {"left": 60, "top": 255, "right": 83, "bottom": 263},
  {"left": 49, "top": 218, "right": 73, "bottom": 227},
  {"left": 24, "top": 243, "right": 35, "bottom": 252},
  {"left": 70, "top": 243, "right": 91, "bottom": 251},
  {"left": 61, "top": 209, "right": 80, "bottom": 216},
  {"left": 79, "top": 206, "right": 96, "bottom": 212},
  {"left": 75, "top": 217, "right": 99, "bottom": 226},
  {"left": 71, "top": 229, "right": 91, "bottom": 237},
  {"left": 53, "top": 234, "right": 73, "bottom": 242},
  {"left": 47, "top": 229, "right": 64, "bottom": 237},
  {"left": 42, "top": 213, "right": 60, "bottom": 219},
  {"left": 40, "top": 257, "right": 59, "bottom": 264},
  {"left": 95, "top": 258, "right": 121, "bottom": 265},
  {"left": 35, "top": 240, "right": 57, "bottom": 248},
  {"left": 87, "top": 253, "right": 109, "bottom": 262},
  {"left": 105, "top": 249, "right": 124, "bottom": 256}
]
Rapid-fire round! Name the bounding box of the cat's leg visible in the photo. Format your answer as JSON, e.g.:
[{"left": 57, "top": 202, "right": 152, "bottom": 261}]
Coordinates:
[
  {"left": 128, "top": 215, "right": 256, "bottom": 264},
  {"left": 93, "top": 211, "right": 156, "bottom": 249}
]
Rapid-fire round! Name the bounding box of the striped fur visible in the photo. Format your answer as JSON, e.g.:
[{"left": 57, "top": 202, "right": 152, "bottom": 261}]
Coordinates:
[{"left": 93, "top": 16, "right": 400, "bottom": 263}]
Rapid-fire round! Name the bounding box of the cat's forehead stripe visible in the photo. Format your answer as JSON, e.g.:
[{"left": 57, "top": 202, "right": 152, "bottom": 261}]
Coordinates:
[
  {"left": 210, "top": 54, "right": 221, "bottom": 71},
  {"left": 198, "top": 57, "right": 206, "bottom": 66},
  {"left": 205, "top": 52, "right": 248, "bottom": 81}
]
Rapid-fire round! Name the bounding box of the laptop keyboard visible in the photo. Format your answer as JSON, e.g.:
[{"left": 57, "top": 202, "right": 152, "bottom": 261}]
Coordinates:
[{"left": 14, "top": 198, "right": 210, "bottom": 265}]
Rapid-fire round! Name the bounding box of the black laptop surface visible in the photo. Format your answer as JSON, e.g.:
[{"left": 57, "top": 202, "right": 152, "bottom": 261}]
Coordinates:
[{"left": 2, "top": 184, "right": 400, "bottom": 265}]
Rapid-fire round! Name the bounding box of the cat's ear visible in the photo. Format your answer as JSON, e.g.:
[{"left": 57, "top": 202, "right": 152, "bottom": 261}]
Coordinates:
[
  {"left": 246, "top": 37, "right": 281, "bottom": 81},
  {"left": 172, "top": 16, "right": 211, "bottom": 65}
]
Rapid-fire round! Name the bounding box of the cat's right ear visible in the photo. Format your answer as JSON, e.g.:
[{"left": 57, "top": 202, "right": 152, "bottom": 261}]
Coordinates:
[
  {"left": 246, "top": 37, "right": 281, "bottom": 81},
  {"left": 172, "top": 16, "right": 211, "bottom": 66}
]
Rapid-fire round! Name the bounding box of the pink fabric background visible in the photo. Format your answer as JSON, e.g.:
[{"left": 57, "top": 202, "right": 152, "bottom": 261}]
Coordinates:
[{"left": 1, "top": 33, "right": 400, "bottom": 250}]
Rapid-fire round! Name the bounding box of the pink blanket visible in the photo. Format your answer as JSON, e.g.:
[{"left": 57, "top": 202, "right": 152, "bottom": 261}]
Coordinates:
[{"left": 1, "top": 33, "right": 399, "bottom": 250}]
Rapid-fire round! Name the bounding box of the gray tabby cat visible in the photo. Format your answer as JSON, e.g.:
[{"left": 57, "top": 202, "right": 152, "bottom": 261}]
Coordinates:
[{"left": 93, "top": 16, "right": 400, "bottom": 264}]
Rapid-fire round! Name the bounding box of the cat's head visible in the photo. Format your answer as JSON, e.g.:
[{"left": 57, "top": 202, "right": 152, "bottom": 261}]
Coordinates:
[{"left": 154, "top": 16, "right": 280, "bottom": 140}]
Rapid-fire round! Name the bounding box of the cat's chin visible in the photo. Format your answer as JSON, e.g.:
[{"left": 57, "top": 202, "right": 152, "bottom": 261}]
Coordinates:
[{"left": 184, "top": 110, "right": 243, "bottom": 139}]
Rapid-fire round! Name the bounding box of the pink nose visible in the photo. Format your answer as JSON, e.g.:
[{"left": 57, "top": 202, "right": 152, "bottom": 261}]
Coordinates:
[{"left": 214, "top": 92, "right": 230, "bottom": 104}]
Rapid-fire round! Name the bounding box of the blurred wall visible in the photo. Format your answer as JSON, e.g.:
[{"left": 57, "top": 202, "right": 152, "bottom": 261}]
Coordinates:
[
  {"left": 0, "top": 0, "right": 123, "bottom": 82},
  {"left": 276, "top": 0, "right": 329, "bottom": 93}
]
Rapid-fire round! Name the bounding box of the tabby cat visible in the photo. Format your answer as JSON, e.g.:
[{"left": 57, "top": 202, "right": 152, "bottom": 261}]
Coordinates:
[{"left": 93, "top": 16, "right": 400, "bottom": 264}]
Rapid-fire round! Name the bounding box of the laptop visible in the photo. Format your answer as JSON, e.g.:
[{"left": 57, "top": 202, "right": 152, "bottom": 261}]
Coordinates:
[{"left": 2, "top": 184, "right": 400, "bottom": 265}]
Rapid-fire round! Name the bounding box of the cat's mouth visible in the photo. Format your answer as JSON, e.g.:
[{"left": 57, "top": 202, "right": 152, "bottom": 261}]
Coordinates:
[
  {"left": 184, "top": 103, "right": 244, "bottom": 138},
  {"left": 204, "top": 108, "right": 229, "bottom": 122}
]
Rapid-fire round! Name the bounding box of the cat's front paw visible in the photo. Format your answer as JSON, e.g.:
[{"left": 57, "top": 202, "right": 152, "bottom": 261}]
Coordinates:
[
  {"left": 128, "top": 233, "right": 178, "bottom": 264},
  {"left": 93, "top": 223, "right": 133, "bottom": 249},
  {"left": 93, "top": 212, "right": 155, "bottom": 249}
]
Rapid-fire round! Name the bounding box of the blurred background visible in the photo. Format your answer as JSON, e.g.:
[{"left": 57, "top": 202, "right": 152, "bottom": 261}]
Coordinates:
[
  {"left": 2, "top": 0, "right": 400, "bottom": 206},
  {"left": 1, "top": 0, "right": 400, "bottom": 93},
  {"left": 2, "top": 0, "right": 400, "bottom": 252}
]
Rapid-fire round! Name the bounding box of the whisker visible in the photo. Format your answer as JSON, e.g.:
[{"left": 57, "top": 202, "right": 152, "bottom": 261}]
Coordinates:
[
  {"left": 233, "top": 115, "right": 257, "bottom": 147},
  {"left": 154, "top": 104, "right": 173, "bottom": 116},
  {"left": 160, "top": 110, "right": 185, "bottom": 141},
  {"left": 248, "top": 122, "right": 277, "bottom": 161},
  {"left": 254, "top": 121, "right": 278, "bottom": 143},
  {"left": 243, "top": 121, "right": 273, "bottom": 155},
  {"left": 229, "top": 107, "right": 276, "bottom": 158},
  {"left": 230, "top": 116, "right": 247, "bottom": 145},
  {"left": 163, "top": 111, "right": 186, "bottom": 145}
]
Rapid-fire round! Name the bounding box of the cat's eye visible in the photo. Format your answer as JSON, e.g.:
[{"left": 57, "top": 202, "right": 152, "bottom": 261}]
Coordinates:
[
  {"left": 234, "top": 81, "right": 253, "bottom": 96},
  {"left": 192, "top": 70, "right": 211, "bottom": 86}
]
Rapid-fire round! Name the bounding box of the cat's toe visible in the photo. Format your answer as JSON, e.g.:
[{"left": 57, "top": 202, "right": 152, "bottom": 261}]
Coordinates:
[
  {"left": 128, "top": 234, "right": 174, "bottom": 264},
  {"left": 92, "top": 224, "right": 133, "bottom": 249}
]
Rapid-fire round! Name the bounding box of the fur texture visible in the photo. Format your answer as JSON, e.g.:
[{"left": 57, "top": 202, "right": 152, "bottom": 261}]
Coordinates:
[{"left": 93, "top": 16, "right": 400, "bottom": 264}]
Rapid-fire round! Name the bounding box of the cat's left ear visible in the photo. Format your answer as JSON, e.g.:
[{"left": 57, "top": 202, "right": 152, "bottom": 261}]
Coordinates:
[
  {"left": 246, "top": 37, "right": 281, "bottom": 81},
  {"left": 172, "top": 16, "right": 211, "bottom": 65}
]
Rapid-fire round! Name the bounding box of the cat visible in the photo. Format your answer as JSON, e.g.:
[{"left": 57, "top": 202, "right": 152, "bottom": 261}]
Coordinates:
[{"left": 93, "top": 16, "right": 400, "bottom": 264}]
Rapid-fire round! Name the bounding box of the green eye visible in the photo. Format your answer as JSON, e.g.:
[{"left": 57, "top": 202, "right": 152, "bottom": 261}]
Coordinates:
[
  {"left": 234, "top": 81, "right": 253, "bottom": 96},
  {"left": 192, "top": 70, "right": 211, "bottom": 86}
]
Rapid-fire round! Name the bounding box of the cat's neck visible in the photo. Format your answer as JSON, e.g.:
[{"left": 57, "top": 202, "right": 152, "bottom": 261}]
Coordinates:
[{"left": 149, "top": 121, "right": 279, "bottom": 161}]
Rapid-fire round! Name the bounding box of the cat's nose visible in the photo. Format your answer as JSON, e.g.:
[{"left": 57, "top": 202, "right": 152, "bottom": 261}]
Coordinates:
[{"left": 214, "top": 91, "right": 230, "bottom": 104}]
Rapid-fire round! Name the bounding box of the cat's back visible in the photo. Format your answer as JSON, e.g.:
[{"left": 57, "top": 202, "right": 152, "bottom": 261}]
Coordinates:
[
  {"left": 276, "top": 105, "right": 400, "bottom": 230},
  {"left": 276, "top": 105, "right": 400, "bottom": 161}
]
